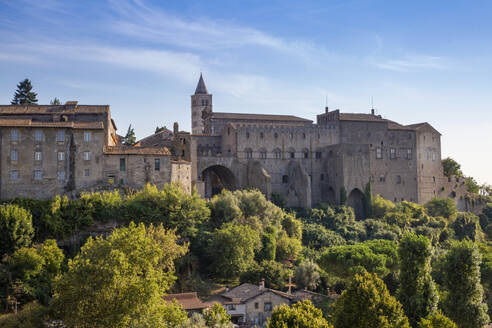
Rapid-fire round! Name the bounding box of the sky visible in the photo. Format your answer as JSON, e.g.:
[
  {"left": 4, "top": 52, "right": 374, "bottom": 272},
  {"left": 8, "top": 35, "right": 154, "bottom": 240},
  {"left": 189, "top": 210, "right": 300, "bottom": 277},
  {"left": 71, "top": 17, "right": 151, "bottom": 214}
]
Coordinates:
[{"left": 0, "top": 0, "right": 491, "bottom": 184}]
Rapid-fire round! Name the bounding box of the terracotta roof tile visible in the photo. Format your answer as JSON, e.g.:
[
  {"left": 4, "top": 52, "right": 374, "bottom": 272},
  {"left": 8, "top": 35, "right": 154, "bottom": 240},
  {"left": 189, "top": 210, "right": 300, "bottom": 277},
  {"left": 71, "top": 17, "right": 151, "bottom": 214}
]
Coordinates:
[
  {"left": 0, "top": 104, "right": 109, "bottom": 114},
  {"left": 163, "top": 292, "right": 214, "bottom": 310}
]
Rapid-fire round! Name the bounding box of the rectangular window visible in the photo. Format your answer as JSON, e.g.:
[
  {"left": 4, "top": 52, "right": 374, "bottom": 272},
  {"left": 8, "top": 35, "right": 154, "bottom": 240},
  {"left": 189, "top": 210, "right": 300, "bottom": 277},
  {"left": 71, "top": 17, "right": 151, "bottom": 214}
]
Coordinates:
[
  {"left": 10, "top": 170, "right": 19, "bottom": 180},
  {"left": 315, "top": 151, "right": 322, "bottom": 159},
  {"left": 407, "top": 149, "right": 412, "bottom": 160},
  {"left": 34, "top": 130, "right": 43, "bottom": 142},
  {"left": 34, "top": 151, "right": 42, "bottom": 161},
  {"left": 390, "top": 148, "right": 396, "bottom": 159},
  {"left": 84, "top": 131, "right": 91, "bottom": 142},
  {"left": 84, "top": 169, "right": 90, "bottom": 177},
  {"left": 260, "top": 152, "right": 267, "bottom": 159},
  {"left": 11, "top": 129, "right": 19, "bottom": 142},
  {"left": 57, "top": 130, "right": 65, "bottom": 142},
  {"left": 120, "top": 158, "right": 126, "bottom": 172},
  {"left": 58, "top": 151, "right": 65, "bottom": 161},
  {"left": 264, "top": 302, "right": 272, "bottom": 312},
  {"left": 11, "top": 150, "right": 18, "bottom": 161},
  {"left": 83, "top": 151, "right": 91, "bottom": 161},
  {"left": 289, "top": 152, "right": 295, "bottom": 159},
  {"left": 34, "top": 170, "right": 43, "bottom": 180},
  {"left": 432, "top": 152, "right": 436, "bottom": 161},
  {"left": 57, "top": 171, "right": 65, "bottom": 180},
  {"left": 274, "top": 151, "right": 281, "bottom": 159},
  {"left": 376, "top": 147, "right": 382, "bottom": 159},
  {"left": 254, "top": 302, "right": 259, "bottom": 309},
  {"left": 154, "top": 158, "right": 160, "bottom": 171},
  {"left": 396, "top": 175, "right": 402, "bottom": 184}
]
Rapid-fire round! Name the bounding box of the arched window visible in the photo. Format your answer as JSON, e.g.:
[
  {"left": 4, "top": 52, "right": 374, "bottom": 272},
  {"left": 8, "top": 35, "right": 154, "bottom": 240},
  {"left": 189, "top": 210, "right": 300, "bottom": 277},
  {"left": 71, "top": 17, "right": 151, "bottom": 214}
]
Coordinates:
[
  {"left": 259, "top": 148, "right": 267, "bottom": 159},
  {"left": 245, "top": 148, "right": 253, "bottom": 159},
  {"left": 302, "top": 148, "right": 309, "bottom": 159},
  {"left": 260, "top": 132, "right": 264, "bottom": 139},
  {"left": 246, "top": 132, "right": 250, "bottom": 139},
  {"left": 288, "top": 148, "right": 295, "bottom": 159},
  {"left": 274, "top": 132, "right": 278, "bottom": 139},
  {"left": 273, "top": 148, "right": 281, "bottom": 160}
]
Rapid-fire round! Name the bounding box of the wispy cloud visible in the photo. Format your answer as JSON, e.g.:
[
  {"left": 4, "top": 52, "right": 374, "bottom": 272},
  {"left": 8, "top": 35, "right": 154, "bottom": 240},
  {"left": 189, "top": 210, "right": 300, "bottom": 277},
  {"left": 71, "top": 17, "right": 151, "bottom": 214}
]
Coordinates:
[{"left": 371, "top": 55, "right": 446, "bottom": 72}]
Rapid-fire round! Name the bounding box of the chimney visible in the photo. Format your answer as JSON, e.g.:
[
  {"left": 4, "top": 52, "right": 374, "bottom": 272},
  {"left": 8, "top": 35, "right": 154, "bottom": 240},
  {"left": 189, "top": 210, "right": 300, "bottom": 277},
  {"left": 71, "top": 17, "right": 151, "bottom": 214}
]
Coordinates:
[
  {"left": 325, "top": 106, "right": 329, "bottom": 113},
  {"left": 259, "top": 279, "right": 265, "bottom": 290},
  {"left": 371, "top": 108, "right": 375, "bottom": 115},
  {"left": 173, "top": 122, "right": 179, "bottom": 135}
]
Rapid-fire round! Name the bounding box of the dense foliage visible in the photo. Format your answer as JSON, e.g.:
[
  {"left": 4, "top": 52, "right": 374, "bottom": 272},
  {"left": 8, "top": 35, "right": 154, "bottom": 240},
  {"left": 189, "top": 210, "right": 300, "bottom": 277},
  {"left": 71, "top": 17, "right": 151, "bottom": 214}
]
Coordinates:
[
  {"left": 1, "top": 183, "right": 491, "bottom": 328},
  {"left": 267, "top": 300, "right": 332, "bottom": 328}
]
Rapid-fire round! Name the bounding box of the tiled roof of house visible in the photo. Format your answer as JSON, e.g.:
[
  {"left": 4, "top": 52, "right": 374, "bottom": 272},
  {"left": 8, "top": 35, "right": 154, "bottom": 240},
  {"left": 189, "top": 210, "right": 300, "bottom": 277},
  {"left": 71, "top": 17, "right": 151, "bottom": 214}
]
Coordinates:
[
  {"left": 103, "top": 146, "right": 171, "bottom": 155},
  {"left": 212, "top": 112, "right": 312, "bottom": 123},
  {"left": 163, "top": 292, "right": 215, "bottom": 310},
  {"left": 222, "top": 283, "right": 295, "bottom": 304},
  {"left": 0, "top": 119, "right": 104, "bottom": 129},
  {"left": 0, "top": 104, "right": 110, "bottom": 114}
]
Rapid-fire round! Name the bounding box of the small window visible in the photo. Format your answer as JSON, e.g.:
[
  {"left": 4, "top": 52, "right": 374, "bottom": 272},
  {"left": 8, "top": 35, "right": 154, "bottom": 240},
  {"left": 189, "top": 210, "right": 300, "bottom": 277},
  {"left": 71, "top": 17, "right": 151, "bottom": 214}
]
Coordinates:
[
  {"left": 390, "top": 148, "right": 396, "bottom": 159},
  {"left": 289, "top": 151, "right": 295, "bottom": 159},
  {"left": 34, "top": 170, "right": 43, "bottom": 180},
  {"left": 11, "top": 129, "right": 19, "bottom": 142},
  {"left": 246, "top": 132, "right": 250, "bottom": 139},
  {"left": 260, "top": 151, "right": 267, "bottom": 159},
  {"left": 83, "top": 151, "right": 91, "bottom": 161},
  {"left": 282, "top": 175, "right": 289, "bottom": 184},
  {"left": 10, "top": 170, "right": 19, "bottom": 180},
  {"left": 34, "top": 151, "right": 42, "bottom": 161},
  {"left": 84, "top": 169, "right": 90, "bottom": 177},
  {"left": 407, "top": 149, "right": 412, "bottom": 160},
  {"left": 315, "top": 151, "right": 322, "bottom": 159},
  {"left": 57, "top": 130, "right": 65, "bottom": 142},
  {"left": 274, "top": 150, "right": 281, "bottom": 159},
  {"left": 260, "top": 132, "right": 264, "bottom": 139},
  {"left": 302, "top": 133, "right": 306, "bottom": 139},
  {"left": 432, "top": 152, "right": 436, "bottom": 161},
  {"left": 34, "top": 130, "right": 43, "bottom": 142},
  {"left": 58, "top": 151, "right": 65, "bottom": 161},
  {"left": 433, "top": 176, "right": 436, "bottom": 183},
  {"left": 227, "top": 127, "right": 230, "bottom": 136},
  {"left": 84, "top": 131, "right": 91, "bottom": 142},
  {"left": 303, "top": 151, "right": 309, "bottom": 159},
  {"left": 289, "top": 132, "right": 293, "bottom": 139},
  {"left": 227, "top": 304, "right": 236, "bottom": 311},
  {"left": 120, "top": 158, "right": 126, "bottom": 172},
  {"left": 274, "top": 133, "right": 278, "bottom": 139},
  {"left": 245, "top": 149, "right": 253, "bottom": 159},
  {"left": 376, "top": 147, "right": 382, "bottom": 159},
  {"left": 380, "top": 176, "right": 386, "bottom": 183},
  {"left": 396, "top": 175, "right": 402, "bottom": 184},
  {"left": 57, "top": 171, "right": 65, "bottom": 180},
  {"left": 10, "top": 150, "right": 18, "bottom": 161},
  {"left": 155, "top": 158, "right": 160, "bottom": 171},
  {"left": 264, "top": 302, "right": 272, "bottom": 312},
  {"left": 254, "top": 302, "right": 259, "bottom": 309}
]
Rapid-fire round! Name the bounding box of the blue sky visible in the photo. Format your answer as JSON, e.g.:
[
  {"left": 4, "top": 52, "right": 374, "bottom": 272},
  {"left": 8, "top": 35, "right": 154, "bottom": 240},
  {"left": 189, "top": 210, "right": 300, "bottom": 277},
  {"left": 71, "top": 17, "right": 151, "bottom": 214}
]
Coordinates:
[{"left": 0, "top": 0, "right": 491, "bottom": 184}]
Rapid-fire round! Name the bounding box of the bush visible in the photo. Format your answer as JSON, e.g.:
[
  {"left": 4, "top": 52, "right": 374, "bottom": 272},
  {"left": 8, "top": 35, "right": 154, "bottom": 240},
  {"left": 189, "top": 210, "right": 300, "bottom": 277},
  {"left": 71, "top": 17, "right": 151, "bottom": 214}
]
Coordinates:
[
  {"left": 425, "top": 197, "right": 457, "bottom": 220},
  {"left": 0, "top": 302, "right": 49, "bottom": 328}
]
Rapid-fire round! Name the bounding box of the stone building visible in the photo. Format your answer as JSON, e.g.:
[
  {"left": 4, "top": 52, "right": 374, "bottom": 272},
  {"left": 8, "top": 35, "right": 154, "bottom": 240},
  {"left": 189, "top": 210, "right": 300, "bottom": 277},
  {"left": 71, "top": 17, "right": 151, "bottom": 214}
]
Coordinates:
[
  {"left": 188, "top": 75, "right": 457, "bottom": 215},
  {"left": 0, "top": 75, "right": 473, "bottom": 214},
  {"left": 0, "top": 102, "right": 191, "bottom": 199}
]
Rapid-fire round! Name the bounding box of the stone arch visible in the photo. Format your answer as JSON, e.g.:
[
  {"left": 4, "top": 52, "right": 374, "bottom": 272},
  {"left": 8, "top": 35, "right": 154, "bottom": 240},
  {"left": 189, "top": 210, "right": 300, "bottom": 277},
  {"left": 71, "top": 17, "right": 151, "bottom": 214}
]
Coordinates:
[
  {"left": 258, "top": 147, "right": 267, "bottom": 159},
  {"left": 244, "top": 147, "right": 253, "bottom": 159},
  {"left": 347, "top": 188, "right": 365, "bottom": 219},
  {"left": 201, "top": 165, "right": 237, "bottom": 198},
  {"left": 287, "top": 147, "right": 296, "bottom": 159},
  {"left": 272, "top": 147, "right": 281, "bottom": 159}
]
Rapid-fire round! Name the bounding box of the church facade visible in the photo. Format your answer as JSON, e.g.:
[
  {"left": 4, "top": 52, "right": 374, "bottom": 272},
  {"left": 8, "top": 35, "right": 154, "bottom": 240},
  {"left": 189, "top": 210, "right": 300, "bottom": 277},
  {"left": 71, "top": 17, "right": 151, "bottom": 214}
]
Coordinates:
[{"left": 0, "top": 75, "right": 475, "bottom": 214}]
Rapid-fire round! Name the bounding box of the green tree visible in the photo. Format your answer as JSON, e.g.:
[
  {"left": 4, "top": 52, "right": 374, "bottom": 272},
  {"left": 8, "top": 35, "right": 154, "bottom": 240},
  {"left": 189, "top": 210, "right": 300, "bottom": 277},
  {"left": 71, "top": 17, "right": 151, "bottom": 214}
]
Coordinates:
[
  {"left": 302, "top": 223, "right": 346, "bottom": 249},
  {"left": 332, "top": 271, "right": 410, "bottom": 328},
  {"left": 50, "top": 97, "right": 61, "bottom": 105},
  {"left": 372, "top": 194, "right": 396, "bottom": 219},
  {"left": 398, "top": 233, "right": 438, "bottom": 326},
  {"left": 11, "top": 79, "right": 38, "bottom": 105},
  {"left": 340, "top": 187, "right": 347, "bottom": 205},
  {"left": 417, "top": 311, "right": 457, "bottom": 328},
  {"left": 275, "top": 230, "right": 302, "bottom": 262},
  {"left": 240, "top": 260, "right": 291, "bottom": 290},
  {"left": 451, "top": 212, "right": 483, "bottom": 241},
  {"left": 424, "top": 198, "right": 457, "bottom": 220},
  {"left": 155, "top": 126, "right": 166, "bottom": 133},
  {"left": 294, "top": 260, "right": 320, "bottom": 291},
  {"left": 203, "top": 303, "right": 231, "bottom": 327},
  {"left": 442, "top": 158, "right": 462, "bottom": 177},
  {"left": 0, "top": 204, "right": 34, "bottom": 256},
  {"left": 464, "top": 176, "right": 480, "bottom": 194},
  {"left": 267, "top": 300, "right": 332, "bottom": 328},
  {"left": 123, "top": 124, "right": 136, "bottom": 145},
  {"left": 281, "top": 213, "right": 302, "bottom": 240},
  {"left": 0, "top": 301, "right": 48, "bottom": 328},
  {"left": 364, "top": 181, "right": 374, "bottom": 218},
  {"left": 257, "top": 228, "right": 277, "bottom": 262},
  {"left": 52, "top": 222, "right": 188, "bottom": 328},
  {"left": 442, "top": 240, "right": 489, "bottom": 328},
  {"left": 207, "top": 222, "right": 261, "bottom": 280}
]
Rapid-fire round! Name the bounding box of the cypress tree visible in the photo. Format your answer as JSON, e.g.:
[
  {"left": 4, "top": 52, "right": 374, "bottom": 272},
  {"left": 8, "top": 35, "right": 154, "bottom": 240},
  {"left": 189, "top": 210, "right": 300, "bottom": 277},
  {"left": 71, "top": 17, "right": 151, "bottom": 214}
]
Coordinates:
[
  {"left": 123, "top": 124, "right": 136, "bottom": 146},
  {"left": 398, "top": 233, "right": 439, "bottom": 327},
  {"left": 364, "top": 181, "right": 373, "bottom": 218},
  {"left": 339, "top": 187, "right": 347, "bottom": 205},
  {"left": 442, "top": 240, "right": 489, "bottom": 328},
  {"left": 50, "top": 97, "right": 61, "bottom": 105},
  {"left": 11, "top": 79, "right": 38, "bottom": 105}
]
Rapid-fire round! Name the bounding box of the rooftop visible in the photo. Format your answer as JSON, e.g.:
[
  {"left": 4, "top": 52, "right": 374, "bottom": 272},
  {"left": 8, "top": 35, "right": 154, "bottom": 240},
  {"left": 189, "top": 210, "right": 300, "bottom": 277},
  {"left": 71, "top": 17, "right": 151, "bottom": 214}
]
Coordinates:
[
  {"left": 0, "top": 119, "right": 104, "bottom": 129},
  {"left": 163, "top": 292, "right": 215, "bottom": 311},
  {"left": 212, "top": 112, "right": 312, "bottom": 123},
  {"left": 0, "top": 104, "right": 110, "bottom": 114},
  {"left": 103, "top": 146, "right": 171, "bottom": 155}
]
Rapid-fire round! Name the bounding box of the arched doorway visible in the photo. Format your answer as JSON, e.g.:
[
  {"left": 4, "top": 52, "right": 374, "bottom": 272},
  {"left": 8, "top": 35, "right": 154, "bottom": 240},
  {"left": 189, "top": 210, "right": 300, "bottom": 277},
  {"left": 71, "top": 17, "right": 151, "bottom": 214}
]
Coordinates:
[
  {"left": 347, "top": 188, "right": 365, "bottom": 219},
  {"left": 201, "top": 165, "right": 236, "bottom": 198}
]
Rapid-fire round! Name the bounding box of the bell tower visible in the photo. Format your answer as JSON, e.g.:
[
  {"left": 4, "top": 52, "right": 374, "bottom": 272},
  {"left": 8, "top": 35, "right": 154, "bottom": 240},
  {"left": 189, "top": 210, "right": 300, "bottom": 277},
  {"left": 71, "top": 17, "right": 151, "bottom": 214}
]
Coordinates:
[{"left": 191, "top": 73, "right": 212, "bottom": 134}]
